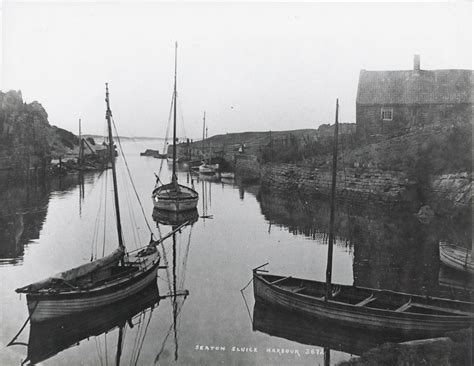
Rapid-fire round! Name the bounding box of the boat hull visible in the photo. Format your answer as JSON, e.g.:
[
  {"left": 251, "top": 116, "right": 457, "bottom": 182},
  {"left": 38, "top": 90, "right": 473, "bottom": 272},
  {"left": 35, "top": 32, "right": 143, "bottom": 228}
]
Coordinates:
[
  {"left": 26, "top": 282, "right": 160, "bottom": 365},
  {"left": 439, "top": 242, "right": 473, "bottom": 274},
  {"left": 152, "top": 183, "right": 199, "bottom": 212},
  {"left": 253, "top": 271, "right": 473, "bottom": 336},
  {"left": 199, "top": 164, "right": 219, "bottom": 174},
  {"left": 26, "top": 252, "right": 160, "bottom": 322},
  {"left": 220, "top": 172, "right": 235, "bottom": 179}
]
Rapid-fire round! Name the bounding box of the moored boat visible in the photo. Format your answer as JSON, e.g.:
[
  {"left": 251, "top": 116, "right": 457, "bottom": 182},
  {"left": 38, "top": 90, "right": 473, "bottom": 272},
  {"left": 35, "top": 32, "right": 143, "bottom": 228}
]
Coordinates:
[
  {"left": 253, "top": 99, "right": 474, "bottom": 337},
  {"left": 24, "top": 282, "right": 161, "bottom": 365},
  {"left": 439, "top": 241, "right": 473, "bottom": 274},
  {"left": 153, "top": 181, "right": 199, "bottom": 212},
  {"left": 152, "top": 43, "right": 199, "bottom": 212},
  {"left": 253, "top": 270, "right": 473, "bottom": 336},
  {"left": 15, "top": 84, "right": 175, "bottom": 322},
  {"left": 220, "top": 172, "right": 235, "bottom": 179},
  {"left": 198, "top": 163, "right": 219, "bottom": 174}
]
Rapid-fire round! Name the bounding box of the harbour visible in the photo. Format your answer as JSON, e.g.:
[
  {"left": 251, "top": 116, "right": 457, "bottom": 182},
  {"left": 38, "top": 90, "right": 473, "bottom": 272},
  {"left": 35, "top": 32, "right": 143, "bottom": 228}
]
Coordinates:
[
  {"left": 1, "top": 2, "right": 472, "bottom": 365},
  {"left": 0, "top": 139, "right": 471, "bottom": 364}
]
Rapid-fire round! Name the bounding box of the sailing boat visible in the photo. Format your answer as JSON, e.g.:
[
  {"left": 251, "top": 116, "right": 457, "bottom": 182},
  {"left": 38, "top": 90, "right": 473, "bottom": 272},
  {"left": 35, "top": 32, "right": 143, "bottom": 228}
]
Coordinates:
[
  {"left": 253, "top": 99, "right": 474, "bottom": 336},
  {"left": 198, "top": 112, "right": 219, "bottom": 174},
  {"left": 22, "top": 282, "right": 160, "bottom": 365},
  {"left": 152, "top": 43, "right": 199, "bottom": 212},
  {"left": 15, "top": 84, "right": 169, "bottom": 322}
]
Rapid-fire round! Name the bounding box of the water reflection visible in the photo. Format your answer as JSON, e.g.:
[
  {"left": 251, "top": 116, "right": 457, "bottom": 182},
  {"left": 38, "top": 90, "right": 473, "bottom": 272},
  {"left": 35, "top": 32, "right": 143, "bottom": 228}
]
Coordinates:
[
  {"left": 152, "top": 208, "right": 199, "bottom": 228},
  {"left": 252, "top": 188, "right": 471, "bottom": 300},
  {"left": 252, "top": 299, "right": 405, "bottom": 358},
  {"left": 22, "top": 282, "right": 160, "bottom": 365},
  {"left": 0, "top": 176, "right": 81, "bottom": 265},
  {"left": 153, "top": 212, "right": 195, "bottom": 363}
]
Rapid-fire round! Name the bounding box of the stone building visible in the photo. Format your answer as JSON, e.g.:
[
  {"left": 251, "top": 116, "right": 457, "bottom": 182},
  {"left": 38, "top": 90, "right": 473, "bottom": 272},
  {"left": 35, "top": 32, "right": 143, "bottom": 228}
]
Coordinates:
[{"left": 356, "top": 55, "right": 472, "bottom": 142}]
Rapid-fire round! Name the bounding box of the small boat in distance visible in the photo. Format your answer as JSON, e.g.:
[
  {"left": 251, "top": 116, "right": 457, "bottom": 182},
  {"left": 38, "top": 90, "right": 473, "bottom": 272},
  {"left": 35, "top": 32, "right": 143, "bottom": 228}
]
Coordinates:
[
  {"left": 199, "top": 163, "right": 219, "bottom": 174},
  {"left": 220, "top": 172, "right": 235, "bottom": 179},
  {"left": 198, "top": 112, "right": 219, "bottom": 174},
  {"left": 16, "top": 84, "right": 165, "bottom": 322},
  {"left": 141, "top": 149, "right": 166, "bottom": 158},
  {"left": 253, "top": 99, "right": 474, "bottom": 337},
  {"left": 439, "top": 241, "right": 473, "bottom": 275},
  {"left": 152, "top": 43, "right": 199, "bottom": 212}
]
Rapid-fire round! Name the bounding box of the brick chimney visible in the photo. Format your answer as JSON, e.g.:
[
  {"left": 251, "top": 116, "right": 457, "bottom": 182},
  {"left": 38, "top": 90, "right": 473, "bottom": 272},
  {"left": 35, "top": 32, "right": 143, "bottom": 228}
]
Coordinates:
[{"left": 413, "top": 54, "right": 420, "bottom": 75}]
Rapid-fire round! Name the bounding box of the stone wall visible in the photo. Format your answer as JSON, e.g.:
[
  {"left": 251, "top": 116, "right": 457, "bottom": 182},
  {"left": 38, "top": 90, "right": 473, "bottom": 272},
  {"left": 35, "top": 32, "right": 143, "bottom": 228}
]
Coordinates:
[
  {"left": 260, "top": 163, "right": 418, "bottom": 206},
  {"left": 235, "top": 153, "right": 472, "bottom": 213},
  {"left": 235, "top": 154, "right": 260, "bottom": 182},
  {"left": 427, "top": 172, "right": 472, "bottom": 214},
  {"left": 235, "top": 152, "right": 419, "bottom": 205}
]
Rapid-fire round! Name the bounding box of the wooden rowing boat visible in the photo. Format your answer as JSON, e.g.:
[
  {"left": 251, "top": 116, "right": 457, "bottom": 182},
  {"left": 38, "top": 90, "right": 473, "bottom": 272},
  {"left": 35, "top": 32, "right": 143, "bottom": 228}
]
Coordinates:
[
  {"left": 152, "top": 43, "right": 199, "bottom": 212},
  {"left": 253, "top": 270, "right": 473, "bottom": 336},
  {"left": 439, "top": 241, "right": 473, "bottom": 274},
  {"left": 253, "top": 99, "right": 474, "bottom": 338}
]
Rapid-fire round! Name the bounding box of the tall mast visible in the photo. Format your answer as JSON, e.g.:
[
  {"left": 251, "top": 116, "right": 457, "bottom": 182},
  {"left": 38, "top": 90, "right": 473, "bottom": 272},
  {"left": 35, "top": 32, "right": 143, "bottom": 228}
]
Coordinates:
[
  {"left": 202, "top": 111, "right": 206, "bottom": 156},
  {"left": 172, "top": 42, "right": 178, "bottom": 182},
  {"left": 325, "top": 98, "right": 339, "bottom": 300},
  {"left": 78, "top": 118, "right": 83, "bottom": 166},
  {"left": 105, "top": 83, "right": 125, "bottom": 251}
]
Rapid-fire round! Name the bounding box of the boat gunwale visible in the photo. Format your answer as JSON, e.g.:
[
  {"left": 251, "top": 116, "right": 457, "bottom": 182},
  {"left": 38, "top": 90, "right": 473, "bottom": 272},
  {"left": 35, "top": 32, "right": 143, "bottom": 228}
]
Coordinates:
[
  {"left": 254, "top": 271, "right": 474, "bottom": 320},
  {"left": 25, "top": 254, "right": 160, "bottom": 300},
  {"left": 152, "top": 183, "right": 198, "bottom": 199}
]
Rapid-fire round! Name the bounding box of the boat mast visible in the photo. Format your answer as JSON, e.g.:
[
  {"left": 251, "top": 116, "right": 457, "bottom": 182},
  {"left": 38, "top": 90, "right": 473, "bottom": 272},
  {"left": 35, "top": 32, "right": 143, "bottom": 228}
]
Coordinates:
[
  {"left": 105, "top": 83, "right": 125, "bottom": 252},
  {"left": 202, "top": 111, "right": 206, "bottom": 157},
  {"left": 325, "top": 98, "right": 339, "bottom": 300},
  {"left": 78, "top": 118, "right": 82, "bottom": 167},
  {"left": 172, "top": 42, "right": 178, "bottom": 183}
]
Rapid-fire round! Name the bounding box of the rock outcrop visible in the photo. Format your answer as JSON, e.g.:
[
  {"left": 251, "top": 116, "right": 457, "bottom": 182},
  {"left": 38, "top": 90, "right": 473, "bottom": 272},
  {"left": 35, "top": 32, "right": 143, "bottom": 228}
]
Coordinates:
[{"left": 0, "top": 90, "right": 79, "bottom": 180}]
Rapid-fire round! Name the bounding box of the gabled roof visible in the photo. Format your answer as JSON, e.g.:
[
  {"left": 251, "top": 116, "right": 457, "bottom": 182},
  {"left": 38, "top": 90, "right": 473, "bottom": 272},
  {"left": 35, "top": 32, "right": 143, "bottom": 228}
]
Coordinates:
[{"left": 356, "top": 69, "right": 473, "bottom": 105}]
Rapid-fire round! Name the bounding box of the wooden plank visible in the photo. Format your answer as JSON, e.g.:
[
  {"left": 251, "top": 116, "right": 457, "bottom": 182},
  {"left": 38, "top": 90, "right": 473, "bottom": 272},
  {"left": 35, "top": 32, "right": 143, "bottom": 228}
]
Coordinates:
[
  {"left": 355, "top": 294, "right": 376, "bottom": 307},
  {"left": 292, "top": 287, "right": 306, "bottom": 293},
  {"left": 410, "top": 303, "right": 472, "bottom": 316},
  {"left": 270, "top": 276, "right": 291, "bottom": 285},
  {"left": 395, "top": 301, "right": 412, "bottom": 312}
]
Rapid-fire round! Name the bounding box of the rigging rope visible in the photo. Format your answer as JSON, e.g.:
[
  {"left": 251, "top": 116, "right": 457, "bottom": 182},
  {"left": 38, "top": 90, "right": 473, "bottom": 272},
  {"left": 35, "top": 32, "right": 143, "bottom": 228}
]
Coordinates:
[
  {"left": 94, "top": 337, "right": 104, "bottom": 366},
  {"left": 177, "top": 92, "right": 187, "bottom": 140},
  {"left": 179, "top": 224, "right": 194, "bottom": 290},
  {"left": 153, "top": 296, "right": 187, "bottom": 364},
  {"left": 120, "top": 167, "right": 140, "bottom": 248},
  {"left": 157, "top": 92, "right": 175, "bottom": 179},
  {"left": 111, "top": 116, "right": 155, "bottom": 239},
  {"left": 132, "top": 310, "right": 154, "bottom": 366}
]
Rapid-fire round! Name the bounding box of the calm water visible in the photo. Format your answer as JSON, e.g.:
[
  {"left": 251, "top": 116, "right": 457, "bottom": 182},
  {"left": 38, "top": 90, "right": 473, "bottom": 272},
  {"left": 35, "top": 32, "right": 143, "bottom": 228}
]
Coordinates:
[{"left": 0, "top": 140, "right": 471, "bottom": 366}]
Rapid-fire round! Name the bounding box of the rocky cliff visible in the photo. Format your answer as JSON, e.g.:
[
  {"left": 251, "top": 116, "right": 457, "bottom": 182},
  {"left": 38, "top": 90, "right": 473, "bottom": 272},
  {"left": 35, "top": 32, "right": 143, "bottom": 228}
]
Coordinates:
[{"left": 0, "top": 90, "right": 79, "bottom": 180}]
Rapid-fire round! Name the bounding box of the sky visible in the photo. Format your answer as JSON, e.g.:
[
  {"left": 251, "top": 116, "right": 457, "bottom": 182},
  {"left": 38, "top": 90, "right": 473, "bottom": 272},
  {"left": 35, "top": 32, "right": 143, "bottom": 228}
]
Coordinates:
[{"left": 1, "top": 1, "right": 472, "bottom": 138}]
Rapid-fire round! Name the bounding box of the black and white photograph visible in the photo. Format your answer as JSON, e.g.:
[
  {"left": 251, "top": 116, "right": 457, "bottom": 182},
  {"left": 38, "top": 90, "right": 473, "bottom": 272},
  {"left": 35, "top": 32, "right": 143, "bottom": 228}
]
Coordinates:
[{"left": 0, "top": 0, "right": 472, "bottom": 365}]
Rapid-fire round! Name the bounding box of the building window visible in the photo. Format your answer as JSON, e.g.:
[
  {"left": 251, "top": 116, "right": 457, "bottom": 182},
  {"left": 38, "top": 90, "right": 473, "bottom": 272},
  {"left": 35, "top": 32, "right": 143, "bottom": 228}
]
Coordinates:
[{"left": 381, "top": 107, "right": 393, "bottom": 121}]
